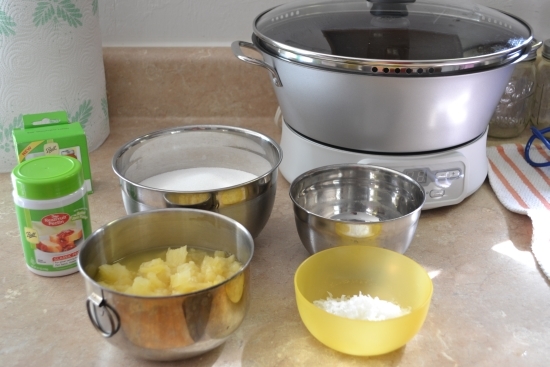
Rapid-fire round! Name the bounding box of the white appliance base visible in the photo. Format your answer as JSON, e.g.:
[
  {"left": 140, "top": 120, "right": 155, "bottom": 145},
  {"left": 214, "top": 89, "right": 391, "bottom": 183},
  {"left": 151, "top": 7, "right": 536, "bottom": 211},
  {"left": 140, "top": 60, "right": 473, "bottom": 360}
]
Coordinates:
[{"left": 279, "top": 121, "right": 488, "bottom": 210}]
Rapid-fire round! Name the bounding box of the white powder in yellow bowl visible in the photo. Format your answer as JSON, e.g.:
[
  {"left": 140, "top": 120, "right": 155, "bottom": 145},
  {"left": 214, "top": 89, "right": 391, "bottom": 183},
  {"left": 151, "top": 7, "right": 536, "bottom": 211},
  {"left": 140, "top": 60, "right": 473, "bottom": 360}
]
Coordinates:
[{"left": 314, "top": 292, "right": 410, "bottom": 321}]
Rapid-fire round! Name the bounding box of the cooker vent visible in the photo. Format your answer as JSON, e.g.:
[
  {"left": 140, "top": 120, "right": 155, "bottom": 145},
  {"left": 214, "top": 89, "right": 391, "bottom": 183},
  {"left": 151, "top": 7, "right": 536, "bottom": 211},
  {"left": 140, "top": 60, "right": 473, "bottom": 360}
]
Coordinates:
[{"left": 372, "top": 66, "right": 437, "bottom": 75}]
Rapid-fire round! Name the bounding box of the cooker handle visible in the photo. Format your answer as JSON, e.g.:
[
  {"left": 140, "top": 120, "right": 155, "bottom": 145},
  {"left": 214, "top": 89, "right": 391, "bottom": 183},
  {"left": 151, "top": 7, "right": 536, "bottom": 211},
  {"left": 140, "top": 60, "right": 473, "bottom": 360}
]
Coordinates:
[
  {"left": 231, "top": 41, "right": 283, "bottom": 87},
  {"left": 510, "top": 44, "right": 533, "bottom": 65}
]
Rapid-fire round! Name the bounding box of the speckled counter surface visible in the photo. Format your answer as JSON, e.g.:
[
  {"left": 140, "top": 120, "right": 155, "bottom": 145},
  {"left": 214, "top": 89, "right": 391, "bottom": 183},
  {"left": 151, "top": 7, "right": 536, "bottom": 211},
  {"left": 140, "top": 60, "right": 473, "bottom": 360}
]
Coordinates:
[{"left": 1, "top": 48, "right": 550, "bottom": 367}]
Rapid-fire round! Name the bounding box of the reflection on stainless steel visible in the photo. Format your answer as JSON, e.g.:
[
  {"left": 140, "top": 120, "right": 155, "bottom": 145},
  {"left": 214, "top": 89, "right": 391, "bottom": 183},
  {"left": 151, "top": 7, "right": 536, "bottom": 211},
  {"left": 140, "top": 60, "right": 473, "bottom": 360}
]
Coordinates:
[
  {"left": 183, "top": 292, "right": 213, "bottom": 342},
  {"left": 290, "top": 164, "right": 425, "bottom": 254},
  {"left": 78, "top": 209, "right": 254, "bottom": 362},
  {"left": 112, "top": 125, "right": 282, "bottom": 238}
]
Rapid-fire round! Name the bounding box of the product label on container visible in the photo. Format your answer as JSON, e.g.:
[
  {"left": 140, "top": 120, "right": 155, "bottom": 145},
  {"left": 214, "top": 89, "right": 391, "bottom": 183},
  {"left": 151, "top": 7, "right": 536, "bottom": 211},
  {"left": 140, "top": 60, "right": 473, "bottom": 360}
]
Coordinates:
[{"left": 15, "top": 197, "right": 91, "bottom": 276}]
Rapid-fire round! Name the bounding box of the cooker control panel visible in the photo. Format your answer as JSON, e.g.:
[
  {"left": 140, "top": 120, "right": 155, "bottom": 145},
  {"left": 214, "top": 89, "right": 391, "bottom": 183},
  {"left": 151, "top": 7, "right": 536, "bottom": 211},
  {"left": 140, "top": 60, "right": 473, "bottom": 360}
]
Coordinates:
[
  {"left": 357, "top": 155, "right": 472, "bottom": 210},
  {"left": 403, "top": 165, "right": 464, "bottom": 200},
  {"left": 403, "top": 167, "right": 463, "bottom": 189},
  {"left": 391, "top": 162, "right": 465, "bottom": 200}
]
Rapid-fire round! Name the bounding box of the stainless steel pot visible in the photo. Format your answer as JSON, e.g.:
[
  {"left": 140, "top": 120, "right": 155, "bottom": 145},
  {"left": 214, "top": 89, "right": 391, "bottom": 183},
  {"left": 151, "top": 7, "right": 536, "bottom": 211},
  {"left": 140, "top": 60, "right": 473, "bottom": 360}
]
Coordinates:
[
  {"left": 233, "top": 0, "right": 533, "bottom": 153},
  {"left": 78, "top": 209, "right": 254, "bottom": 361}
]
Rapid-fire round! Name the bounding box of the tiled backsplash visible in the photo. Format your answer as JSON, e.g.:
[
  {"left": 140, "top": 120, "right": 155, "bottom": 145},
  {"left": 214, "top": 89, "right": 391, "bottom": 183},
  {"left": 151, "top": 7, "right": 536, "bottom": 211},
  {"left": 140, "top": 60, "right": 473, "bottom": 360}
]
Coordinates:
[{"left": 103, "top": 47, "right": 279, "bottom": 119}]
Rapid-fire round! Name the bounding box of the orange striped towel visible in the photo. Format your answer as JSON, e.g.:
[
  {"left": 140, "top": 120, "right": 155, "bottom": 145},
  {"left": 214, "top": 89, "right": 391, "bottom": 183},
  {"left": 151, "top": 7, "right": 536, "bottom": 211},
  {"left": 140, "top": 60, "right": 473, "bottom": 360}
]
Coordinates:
[{"left": 487, "top": 143, "right": 550, "bottom": 279}]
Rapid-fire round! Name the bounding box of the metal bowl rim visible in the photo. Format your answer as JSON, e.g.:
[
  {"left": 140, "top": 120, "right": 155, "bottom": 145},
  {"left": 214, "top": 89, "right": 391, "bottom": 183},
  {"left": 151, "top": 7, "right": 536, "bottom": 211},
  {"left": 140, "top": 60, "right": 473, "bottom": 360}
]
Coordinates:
[
  {"left": 77, "top": 208, "right": 255, "bottom": 299},
  {"left": 289, "top": 163, "right": 426, "bottom": 223},
  {"left": 111, "top": 125, "right": 283, "bottom": 194}
]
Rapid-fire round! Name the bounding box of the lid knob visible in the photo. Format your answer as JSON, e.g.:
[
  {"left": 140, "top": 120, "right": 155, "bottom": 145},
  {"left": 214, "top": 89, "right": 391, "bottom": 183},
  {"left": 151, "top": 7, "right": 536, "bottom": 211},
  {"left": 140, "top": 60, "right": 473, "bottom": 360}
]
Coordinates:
[{"left": 368, "top": 0, "right": 416, "bottom": 17}]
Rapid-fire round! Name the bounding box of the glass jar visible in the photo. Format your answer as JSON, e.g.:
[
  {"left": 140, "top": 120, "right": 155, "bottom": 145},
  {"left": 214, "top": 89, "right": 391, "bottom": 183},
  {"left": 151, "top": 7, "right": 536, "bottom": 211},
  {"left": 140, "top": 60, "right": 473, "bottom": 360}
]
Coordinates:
[
  {"left": 488, "top": 39, "right": 542, "bottom": 138},
  {"left": 531, "top": 39, "right": 550, "bottom": 130}
]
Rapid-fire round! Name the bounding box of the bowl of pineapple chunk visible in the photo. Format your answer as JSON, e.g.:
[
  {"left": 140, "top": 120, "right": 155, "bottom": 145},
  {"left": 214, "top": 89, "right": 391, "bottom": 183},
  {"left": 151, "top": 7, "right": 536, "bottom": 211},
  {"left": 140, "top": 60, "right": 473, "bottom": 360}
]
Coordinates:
[{"left": 78, "top": 208, "right": 254, "bottom": 361}]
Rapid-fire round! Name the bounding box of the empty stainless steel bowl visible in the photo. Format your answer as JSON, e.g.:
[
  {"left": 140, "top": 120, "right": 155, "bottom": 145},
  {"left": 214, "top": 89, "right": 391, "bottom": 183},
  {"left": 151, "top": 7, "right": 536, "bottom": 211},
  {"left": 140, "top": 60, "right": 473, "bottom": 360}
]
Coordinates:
[
  {"left": 112, "top": 125, "right": 282, "bottom": 238},
  {"left": 289, "top": 164, "right": 425, "bottom": 254},
  {"left": 78, "top": 209, "right": 254, "bottom": 361}
]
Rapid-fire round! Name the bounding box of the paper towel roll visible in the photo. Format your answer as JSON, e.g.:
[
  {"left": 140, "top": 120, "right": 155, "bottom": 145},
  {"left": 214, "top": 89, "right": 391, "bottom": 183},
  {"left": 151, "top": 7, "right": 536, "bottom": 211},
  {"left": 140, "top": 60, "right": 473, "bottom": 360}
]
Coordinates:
[{"left": 0, "top": 0, "right": 110, "bottom": 172}]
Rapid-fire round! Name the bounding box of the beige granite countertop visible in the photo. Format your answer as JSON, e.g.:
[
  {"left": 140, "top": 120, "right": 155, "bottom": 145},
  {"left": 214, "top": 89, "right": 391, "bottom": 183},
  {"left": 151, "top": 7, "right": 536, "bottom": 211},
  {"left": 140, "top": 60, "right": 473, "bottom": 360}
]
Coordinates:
[{"left": 1, "top": 48, "right": 550, "bottom": 367}]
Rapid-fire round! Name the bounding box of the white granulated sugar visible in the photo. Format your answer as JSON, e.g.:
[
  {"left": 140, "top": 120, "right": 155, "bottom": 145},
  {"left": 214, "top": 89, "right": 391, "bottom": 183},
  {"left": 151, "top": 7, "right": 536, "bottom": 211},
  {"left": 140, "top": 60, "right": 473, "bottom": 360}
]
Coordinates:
[
  {"left": 140, "top": 167, "right": 257, "bottom": 191},
  {"left": 313, "top": 292, "right": 411, "bottom": 321}
]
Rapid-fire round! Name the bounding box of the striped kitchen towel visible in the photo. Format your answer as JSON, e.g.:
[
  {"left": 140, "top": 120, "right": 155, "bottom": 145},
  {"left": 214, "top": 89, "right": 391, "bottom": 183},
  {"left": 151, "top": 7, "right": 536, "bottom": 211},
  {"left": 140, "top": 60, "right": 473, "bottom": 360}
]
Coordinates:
[{"left": 487, "top": 143, "right": 550, "bottom": 279}]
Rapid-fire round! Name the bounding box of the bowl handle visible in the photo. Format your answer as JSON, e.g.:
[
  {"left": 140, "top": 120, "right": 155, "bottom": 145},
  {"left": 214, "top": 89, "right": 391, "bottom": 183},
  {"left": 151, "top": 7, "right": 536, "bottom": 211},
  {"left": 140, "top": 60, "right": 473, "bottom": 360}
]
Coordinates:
[
  {"left": 231, "top": 41, "right": 283, "bottom": 87},
  {"left": 86, "top": 292, "right": 120, "bottom": 338}
]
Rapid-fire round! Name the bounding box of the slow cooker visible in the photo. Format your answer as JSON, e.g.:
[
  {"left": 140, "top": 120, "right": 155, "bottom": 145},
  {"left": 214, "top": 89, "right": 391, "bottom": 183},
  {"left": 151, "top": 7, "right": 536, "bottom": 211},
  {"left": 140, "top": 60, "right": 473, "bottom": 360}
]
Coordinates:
[{"left": 233, "top": 0, "right": 533, "bottom": 208}]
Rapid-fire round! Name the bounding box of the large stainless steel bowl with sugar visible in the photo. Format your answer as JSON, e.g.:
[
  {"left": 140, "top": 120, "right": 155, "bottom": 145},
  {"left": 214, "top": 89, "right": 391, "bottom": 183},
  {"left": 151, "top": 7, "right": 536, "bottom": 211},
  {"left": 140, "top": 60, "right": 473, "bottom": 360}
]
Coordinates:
[
  {"left": 112, "top": 125, "right": 282, "bottom": 238},
  {"left": 290, "top": 164, "right": 425, "bottom": 254},
  {"left": 78, "top": 209, "right": 254, "bottom": 361}
]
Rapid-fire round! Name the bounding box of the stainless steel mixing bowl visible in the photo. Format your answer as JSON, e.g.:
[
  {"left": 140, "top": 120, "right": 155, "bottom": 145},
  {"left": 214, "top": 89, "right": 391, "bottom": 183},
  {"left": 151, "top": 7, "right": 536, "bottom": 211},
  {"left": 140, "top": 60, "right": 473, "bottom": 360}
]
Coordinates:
[
  {"left": 112, "top": 125, "right": 282, "bottom": 238},
  {"left": 78, "top": 209, "right": 254, "bottom": 361},
  {"left": 289, "top": 164, "right": 425, "bottom": 254}
]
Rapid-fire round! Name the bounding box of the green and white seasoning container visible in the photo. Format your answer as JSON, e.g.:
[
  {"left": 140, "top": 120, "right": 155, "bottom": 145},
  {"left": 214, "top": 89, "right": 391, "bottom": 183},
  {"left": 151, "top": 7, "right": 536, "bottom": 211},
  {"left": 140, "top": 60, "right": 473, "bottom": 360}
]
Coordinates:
[{"left": 12, "top": 155, "right": 92, "bottom": 277}]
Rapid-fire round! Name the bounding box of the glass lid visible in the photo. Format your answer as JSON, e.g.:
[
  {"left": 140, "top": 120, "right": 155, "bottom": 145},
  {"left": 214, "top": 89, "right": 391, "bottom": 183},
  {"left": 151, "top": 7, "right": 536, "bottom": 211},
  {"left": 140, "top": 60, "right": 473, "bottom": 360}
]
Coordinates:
[{"left": 253, "top": 0, "right": 533, "bottom": 76}]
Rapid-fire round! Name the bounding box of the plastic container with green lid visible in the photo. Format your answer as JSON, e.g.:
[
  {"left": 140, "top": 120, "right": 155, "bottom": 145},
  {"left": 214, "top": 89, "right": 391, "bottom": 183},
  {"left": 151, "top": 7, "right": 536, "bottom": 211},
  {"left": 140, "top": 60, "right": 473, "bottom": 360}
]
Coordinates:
[{"left": 11, "top": 155, "right": 92, "bottom": 277}]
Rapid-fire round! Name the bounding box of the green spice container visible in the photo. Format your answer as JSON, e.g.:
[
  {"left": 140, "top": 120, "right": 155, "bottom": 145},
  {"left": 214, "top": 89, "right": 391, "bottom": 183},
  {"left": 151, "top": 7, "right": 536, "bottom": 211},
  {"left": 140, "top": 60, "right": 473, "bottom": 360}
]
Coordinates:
[{"left": 11, "top": 155, "right": 92, "bottom": 277}]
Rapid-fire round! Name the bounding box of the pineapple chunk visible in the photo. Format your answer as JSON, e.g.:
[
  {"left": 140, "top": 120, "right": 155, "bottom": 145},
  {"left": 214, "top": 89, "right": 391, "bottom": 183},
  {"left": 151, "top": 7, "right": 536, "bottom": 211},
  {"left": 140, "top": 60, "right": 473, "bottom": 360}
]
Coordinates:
[
  {"left": 127, "top": 276, "right": 154, "bottom": 296},
  {"left": 187, "top": 248, "right": 206, "bottom": 266},
  {"left": 97, "top": 263, "right": 134, "bottom": 292},
  {"left": 138, "top": 258, "right": 171, "bottom": 286},
  {"left": 166, "top": 246, "right": 188, "bottom": 272},
  {"left": 95, "top": 246, "right": 242, "bottom": 297},
  {"left": 127, "top": 276, "right": 171, "bottom": 296}
]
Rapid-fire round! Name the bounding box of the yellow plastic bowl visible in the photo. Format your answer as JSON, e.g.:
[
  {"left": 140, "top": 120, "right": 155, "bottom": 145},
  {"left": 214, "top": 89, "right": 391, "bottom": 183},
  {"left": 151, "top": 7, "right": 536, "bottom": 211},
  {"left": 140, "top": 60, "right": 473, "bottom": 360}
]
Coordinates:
[{"left": 294, "top": 245, "right": 433, "bottom": 356}]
